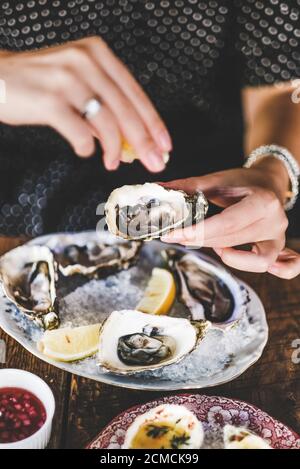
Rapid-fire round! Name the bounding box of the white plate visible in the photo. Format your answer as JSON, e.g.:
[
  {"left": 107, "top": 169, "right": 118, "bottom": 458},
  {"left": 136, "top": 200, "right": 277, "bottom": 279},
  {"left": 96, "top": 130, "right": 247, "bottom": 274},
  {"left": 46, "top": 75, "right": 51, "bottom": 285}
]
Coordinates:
[{"left": 0, "top": 231, "right": 268, "bottom": 391}]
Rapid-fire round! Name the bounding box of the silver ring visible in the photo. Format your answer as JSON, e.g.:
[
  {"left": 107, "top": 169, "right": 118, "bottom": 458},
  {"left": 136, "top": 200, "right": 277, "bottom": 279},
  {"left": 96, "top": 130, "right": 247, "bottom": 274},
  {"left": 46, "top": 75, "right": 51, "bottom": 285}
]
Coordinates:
[{"left": 83, "top": 98, "right": 102, "bottom": 120}]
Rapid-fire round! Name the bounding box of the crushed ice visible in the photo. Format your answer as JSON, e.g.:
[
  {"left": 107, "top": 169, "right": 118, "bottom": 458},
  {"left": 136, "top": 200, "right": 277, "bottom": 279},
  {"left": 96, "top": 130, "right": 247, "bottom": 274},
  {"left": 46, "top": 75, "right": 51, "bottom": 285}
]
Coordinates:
[{"left": 2, "top": 259, "right": 267, "bottom": 386}]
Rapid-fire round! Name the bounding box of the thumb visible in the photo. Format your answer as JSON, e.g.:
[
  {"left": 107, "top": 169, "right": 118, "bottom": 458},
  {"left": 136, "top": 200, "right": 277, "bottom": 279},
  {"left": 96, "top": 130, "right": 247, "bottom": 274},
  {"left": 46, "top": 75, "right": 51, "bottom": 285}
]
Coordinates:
[{"left": 160, "top": 174, "right": 220, "bottom": 195}]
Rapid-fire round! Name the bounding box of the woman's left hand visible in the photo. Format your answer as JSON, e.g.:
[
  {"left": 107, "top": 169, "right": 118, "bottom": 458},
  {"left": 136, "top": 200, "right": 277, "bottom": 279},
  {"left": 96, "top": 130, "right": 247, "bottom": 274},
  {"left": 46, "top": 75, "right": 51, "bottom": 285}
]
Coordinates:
[
  {"left": 161, "top": 162, "right": 290, "bottom": 273},
  {"left": 268, "top": 248, "right": 300, "bottom": 279}
]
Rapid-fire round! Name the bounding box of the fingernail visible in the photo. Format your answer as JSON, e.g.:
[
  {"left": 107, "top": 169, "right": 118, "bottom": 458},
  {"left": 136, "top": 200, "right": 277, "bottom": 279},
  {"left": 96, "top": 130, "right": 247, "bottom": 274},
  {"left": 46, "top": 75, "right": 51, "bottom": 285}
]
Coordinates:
[
  {"left": 75, "top": 147, "right": 92, "bottom": 158},
  {"left": 111, "top": 161, "right": 120, "bottom": 170},
  {"left": 214, "top": 248, "right": 223, "bottom": 257},
  {"left": 268, "top": 266, "right": 279, "bottom": 274},
  {"left": 147, "top": 150, "right": 165, "bottom": 172},
  {"left": 106, "top": 159, "right": 119, "bottom": 171},
  {"left": 157, "top": 130, "right": 172, "bottom": 151}
]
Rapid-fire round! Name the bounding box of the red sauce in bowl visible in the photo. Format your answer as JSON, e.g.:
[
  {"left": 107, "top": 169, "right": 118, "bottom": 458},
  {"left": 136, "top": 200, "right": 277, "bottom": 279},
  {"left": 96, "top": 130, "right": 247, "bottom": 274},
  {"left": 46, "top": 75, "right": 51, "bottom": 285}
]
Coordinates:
[{"left": 0, "top": 387, "right": 46, "bottom": 444}]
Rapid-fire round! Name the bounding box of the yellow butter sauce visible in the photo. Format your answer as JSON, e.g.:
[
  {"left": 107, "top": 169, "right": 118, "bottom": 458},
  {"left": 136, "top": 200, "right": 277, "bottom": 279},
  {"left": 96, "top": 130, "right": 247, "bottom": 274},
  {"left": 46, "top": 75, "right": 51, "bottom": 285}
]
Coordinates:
[{"left": 130, "top": 421, "right": 190, "bottom": 449}]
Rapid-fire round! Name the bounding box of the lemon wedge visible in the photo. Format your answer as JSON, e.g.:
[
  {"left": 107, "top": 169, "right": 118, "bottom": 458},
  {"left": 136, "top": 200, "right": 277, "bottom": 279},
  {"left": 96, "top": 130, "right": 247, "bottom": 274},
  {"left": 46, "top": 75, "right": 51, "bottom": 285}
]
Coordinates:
[
  {"left": 121, "top": 140, "right": 169, "bottom": 164},
  {"left": 137, "top": 268, "right": 176, "bottom": 315},
  {"left": 37, "top": 324, "right": 101, "bottom": 362}
]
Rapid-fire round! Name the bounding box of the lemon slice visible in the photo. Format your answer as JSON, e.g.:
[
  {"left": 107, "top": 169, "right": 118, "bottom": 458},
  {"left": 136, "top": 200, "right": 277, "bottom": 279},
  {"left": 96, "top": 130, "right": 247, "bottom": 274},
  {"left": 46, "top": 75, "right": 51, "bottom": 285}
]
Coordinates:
[
  {"left": 137, "top": 268, "right": 176, "bottom": 315},
  {"left": 37, "top": 324, "right": 101, "bottom": 362},
  {"left": 121, "top": 140, "right": 169, "bottom": 164}
]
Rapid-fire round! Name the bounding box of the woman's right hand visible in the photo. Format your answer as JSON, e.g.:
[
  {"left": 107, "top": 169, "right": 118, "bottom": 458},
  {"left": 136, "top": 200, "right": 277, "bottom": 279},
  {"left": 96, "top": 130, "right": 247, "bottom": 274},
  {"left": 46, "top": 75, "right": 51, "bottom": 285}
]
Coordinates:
[{"left": 0, "top": 37, "right": 171, "bottom": 171}]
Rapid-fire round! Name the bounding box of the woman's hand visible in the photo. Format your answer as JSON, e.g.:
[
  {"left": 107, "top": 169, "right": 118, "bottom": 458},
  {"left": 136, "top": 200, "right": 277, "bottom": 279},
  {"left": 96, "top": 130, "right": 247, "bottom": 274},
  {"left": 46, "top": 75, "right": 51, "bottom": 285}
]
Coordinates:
[
  {"left": 0, "top": 37, "right": 171, "bottom": 171},
  {"left": 268, "top": 248, "right": 300, "bottom": 279},
  {"left": 161, "top": 159, "right": 290, "bottom": 273}
]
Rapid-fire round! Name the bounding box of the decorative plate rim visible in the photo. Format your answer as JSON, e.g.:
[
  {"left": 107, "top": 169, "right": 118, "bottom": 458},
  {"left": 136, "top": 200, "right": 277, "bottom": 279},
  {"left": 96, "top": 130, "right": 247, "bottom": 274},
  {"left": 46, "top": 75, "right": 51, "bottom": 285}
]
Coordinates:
[{"left": 87, "top": 393, "right": 300, "bottom": 449}]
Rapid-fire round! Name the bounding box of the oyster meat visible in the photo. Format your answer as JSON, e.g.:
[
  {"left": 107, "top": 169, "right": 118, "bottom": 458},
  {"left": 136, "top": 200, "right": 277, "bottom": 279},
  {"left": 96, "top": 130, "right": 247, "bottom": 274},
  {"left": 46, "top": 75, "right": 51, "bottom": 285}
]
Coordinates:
[
  {"left": 165, "top": 250, "right": 243, "bottom": 328},
  {"left": 105, "top": 183, "right": 208, "bottom": 241},
  {"left": 43, "top": 232, "right": 141, "bottom": 277},
  {"left": 123, "top": 404, "right": 204, "bottom": 449},
  {"left": 117, "top": 333, "right": 175, "bottom": 366},
  {"left": 223, "top": 425, "right": 272, "bottom": 449},
  {"left": 0, "top": 245, "right": 59, "bottom": 330},
  {"left": 98, "top": 310, "right": 209, "bottom": 374}
]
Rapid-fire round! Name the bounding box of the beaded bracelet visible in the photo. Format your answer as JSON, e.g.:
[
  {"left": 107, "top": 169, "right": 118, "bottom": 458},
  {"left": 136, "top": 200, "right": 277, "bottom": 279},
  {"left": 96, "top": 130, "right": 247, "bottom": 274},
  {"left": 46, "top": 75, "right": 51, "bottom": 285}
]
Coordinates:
[{"left": 244, "top": 145, "right": 300, "bottom": 211}]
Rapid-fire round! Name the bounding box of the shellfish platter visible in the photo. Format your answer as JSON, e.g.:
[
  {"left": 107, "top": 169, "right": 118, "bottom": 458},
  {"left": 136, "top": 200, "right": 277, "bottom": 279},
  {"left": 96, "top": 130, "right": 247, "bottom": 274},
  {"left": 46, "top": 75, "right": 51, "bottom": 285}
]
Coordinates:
[{"left": 0, "top": 230, "right": 268, "bottom": 391}]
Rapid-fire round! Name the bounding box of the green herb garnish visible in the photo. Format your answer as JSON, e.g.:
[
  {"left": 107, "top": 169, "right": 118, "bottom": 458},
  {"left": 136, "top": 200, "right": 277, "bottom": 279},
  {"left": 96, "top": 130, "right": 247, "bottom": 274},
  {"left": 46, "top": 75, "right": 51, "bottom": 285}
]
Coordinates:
[
  {"left": 170, "top": 433, "right": 190, "bottom": 449},
  {"left": 146, "top": 424, "right": 170, "bottom": 439}
]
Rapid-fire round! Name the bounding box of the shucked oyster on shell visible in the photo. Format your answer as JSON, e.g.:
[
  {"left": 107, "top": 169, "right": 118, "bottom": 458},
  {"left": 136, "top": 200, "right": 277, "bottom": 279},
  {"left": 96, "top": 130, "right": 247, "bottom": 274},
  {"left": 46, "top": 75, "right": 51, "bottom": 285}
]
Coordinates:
[
  {"left": 164, "top": 250, "right": 246, "bottom": 329},
  {"left": 98, "top": 309, "right": 209, "bottom": 375},
  {"left": 42, "top": 232, "right": 141, "bottom": 277},
  {"left": 223, "top": 425, "right": 272, "bottom": 449},
  {"left": 0, "top": 245, "right": 59, "bottom": 330},
  {"left": 105, "top": 183, "right": 208, "bottom": 241}
]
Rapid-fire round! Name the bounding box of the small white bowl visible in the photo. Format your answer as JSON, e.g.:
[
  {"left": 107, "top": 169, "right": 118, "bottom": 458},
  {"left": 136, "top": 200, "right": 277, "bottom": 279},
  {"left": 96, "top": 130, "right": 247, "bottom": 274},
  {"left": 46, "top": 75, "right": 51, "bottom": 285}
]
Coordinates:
[{"left": 0, "top": 369, "right": 55, "bottom": 449}]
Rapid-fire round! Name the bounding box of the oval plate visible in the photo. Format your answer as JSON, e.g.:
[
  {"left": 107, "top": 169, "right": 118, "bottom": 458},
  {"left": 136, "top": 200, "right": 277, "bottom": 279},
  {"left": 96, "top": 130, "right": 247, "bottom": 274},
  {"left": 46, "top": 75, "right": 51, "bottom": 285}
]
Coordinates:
[
  {"left": 87, "top": 394, "right": 300, "bottom": 449},
  {"left": 0, "top": 231, "right": 268, "bottom": 391}
]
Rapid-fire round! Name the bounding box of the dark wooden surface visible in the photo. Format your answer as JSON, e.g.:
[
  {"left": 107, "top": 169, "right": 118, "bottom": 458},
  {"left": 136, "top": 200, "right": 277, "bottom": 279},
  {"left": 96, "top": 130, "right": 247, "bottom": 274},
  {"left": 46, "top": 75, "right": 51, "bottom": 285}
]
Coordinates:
[{"left": 0, "top": 237, "right": 300, "bottom": 449}]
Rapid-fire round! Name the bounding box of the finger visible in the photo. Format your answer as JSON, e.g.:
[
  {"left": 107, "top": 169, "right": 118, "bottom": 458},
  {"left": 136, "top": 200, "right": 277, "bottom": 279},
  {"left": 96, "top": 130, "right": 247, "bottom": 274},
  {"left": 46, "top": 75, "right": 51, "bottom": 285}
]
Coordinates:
[
  {"left": 203, "top": 214, "right": 286, "bottom": 248},
  {"left": 85, "top": 37, "right": 172, "bottom": 153},
  {"left": 160, "top": 176, "right": 220, "bottom": 194},
  {"left": 215, "top": 238, "right": 285, "bottom": 273},
  {"left": 69, "top": 56, "right": 165, "bottom": 172},
  {"left": 47, "top": 101, "right": 95, "bottom": 157},
  {"left": 201, "top": 186, "right": 253, "bottom": 208},
  {"left": 87, "top": 105, "right": 122, "bottom": 170},
  {"left": 47, "top": 67, "right": 122, "bottom": 169},
  {"left": 268, "top": 249, "right": 300, "bottom": 279},
  {"left": 270, "top": 248, "right": 299, "bottom": 262},
  {"left": 162, "top": 192, "right": 265, "bottom": 245},
  {"left": 200, "top": 191, "right": 279, "bottom": 241},
  {"left": 268, "top": 261, "right": 300, "bottom": 279},
  {"left": 161, "top": 178, "right": 255, "bottom": 209},
  {"left": 161, "top": 222, "right": 205, "bottom": 247}
]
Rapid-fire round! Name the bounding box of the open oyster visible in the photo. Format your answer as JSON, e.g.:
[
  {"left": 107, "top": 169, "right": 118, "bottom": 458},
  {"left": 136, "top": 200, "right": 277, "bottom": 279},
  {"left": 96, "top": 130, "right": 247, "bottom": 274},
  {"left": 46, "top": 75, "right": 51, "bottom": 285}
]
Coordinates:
[
  {"left": 224, "top": 425, "right": 272, "bottom": 449},
  {"left": 0, "top": 245, "right": 59, "bottom": 330},
  {"left": 105, "top": 183, "right": 208, "bottom": 241},
  {"left": 164, "top": 250, "right": 244, "bottom": 328},
  {"left": 123, "top": 404, "right": 204, "bottom": 449},
  {"left": 98, "top": 310, "right": 209, "bottom": 374},
  {"left": 42, "top": 232, "right": 141, "bottom": 277}
]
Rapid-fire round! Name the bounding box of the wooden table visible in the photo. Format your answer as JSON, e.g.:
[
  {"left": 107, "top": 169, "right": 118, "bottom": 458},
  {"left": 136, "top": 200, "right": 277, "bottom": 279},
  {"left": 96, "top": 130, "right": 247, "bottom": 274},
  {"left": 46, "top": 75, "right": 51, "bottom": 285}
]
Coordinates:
[{"left": 0, "top": 237, "right": 300, "bottom": 449}]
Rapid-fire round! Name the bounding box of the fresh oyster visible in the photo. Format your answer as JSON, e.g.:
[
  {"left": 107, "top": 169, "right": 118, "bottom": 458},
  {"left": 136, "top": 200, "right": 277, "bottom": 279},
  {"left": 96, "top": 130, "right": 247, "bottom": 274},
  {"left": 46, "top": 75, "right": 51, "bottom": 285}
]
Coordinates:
[
  {"left": 0, "top": 245, "right": 59, "bottom": 330},
  {"left": 224, "top": 425, "right": 272, "bottom": 449},
  {"left": 117, "top": 332, "right": 176, "bottom": 367},
  {"left": 43, "top": 232, "right": 141, "bottom": 277},
  {"left": 105, "top": 183, "right": 208, "bottom": 241},
  {"left": 123, "top": 404, "right": 204, "bottom": 449},
  {"left": 164, "top": 250, "right": 243, "bottom": 328},
  {"left": 98, "top": 310, "right": 209, "bottom": 374}
]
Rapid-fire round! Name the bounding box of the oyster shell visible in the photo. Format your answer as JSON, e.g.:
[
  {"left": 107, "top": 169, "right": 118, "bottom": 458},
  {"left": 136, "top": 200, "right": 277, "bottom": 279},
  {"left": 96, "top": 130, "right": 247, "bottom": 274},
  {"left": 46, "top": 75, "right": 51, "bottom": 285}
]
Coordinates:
[
  {"left": 105, "top": 183, "right": 208, "bottom": 241},
  {"left": 123, "top": 404, "right": 204, "bottom": 449},
  {"left": 98, "top": 309, "right": 209, "bottom": 374},
  {"left": 43, "top": 232, "right": 141, "bottom": 277},
  {"left": 223, "top": 425, "right": 272, "bottom": 449},
  {"left": 164, "top": 250, "right": 245, "bottom": 329},
  {"left": 0, "top": 245, "right": 59, "bottom": 330}
]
